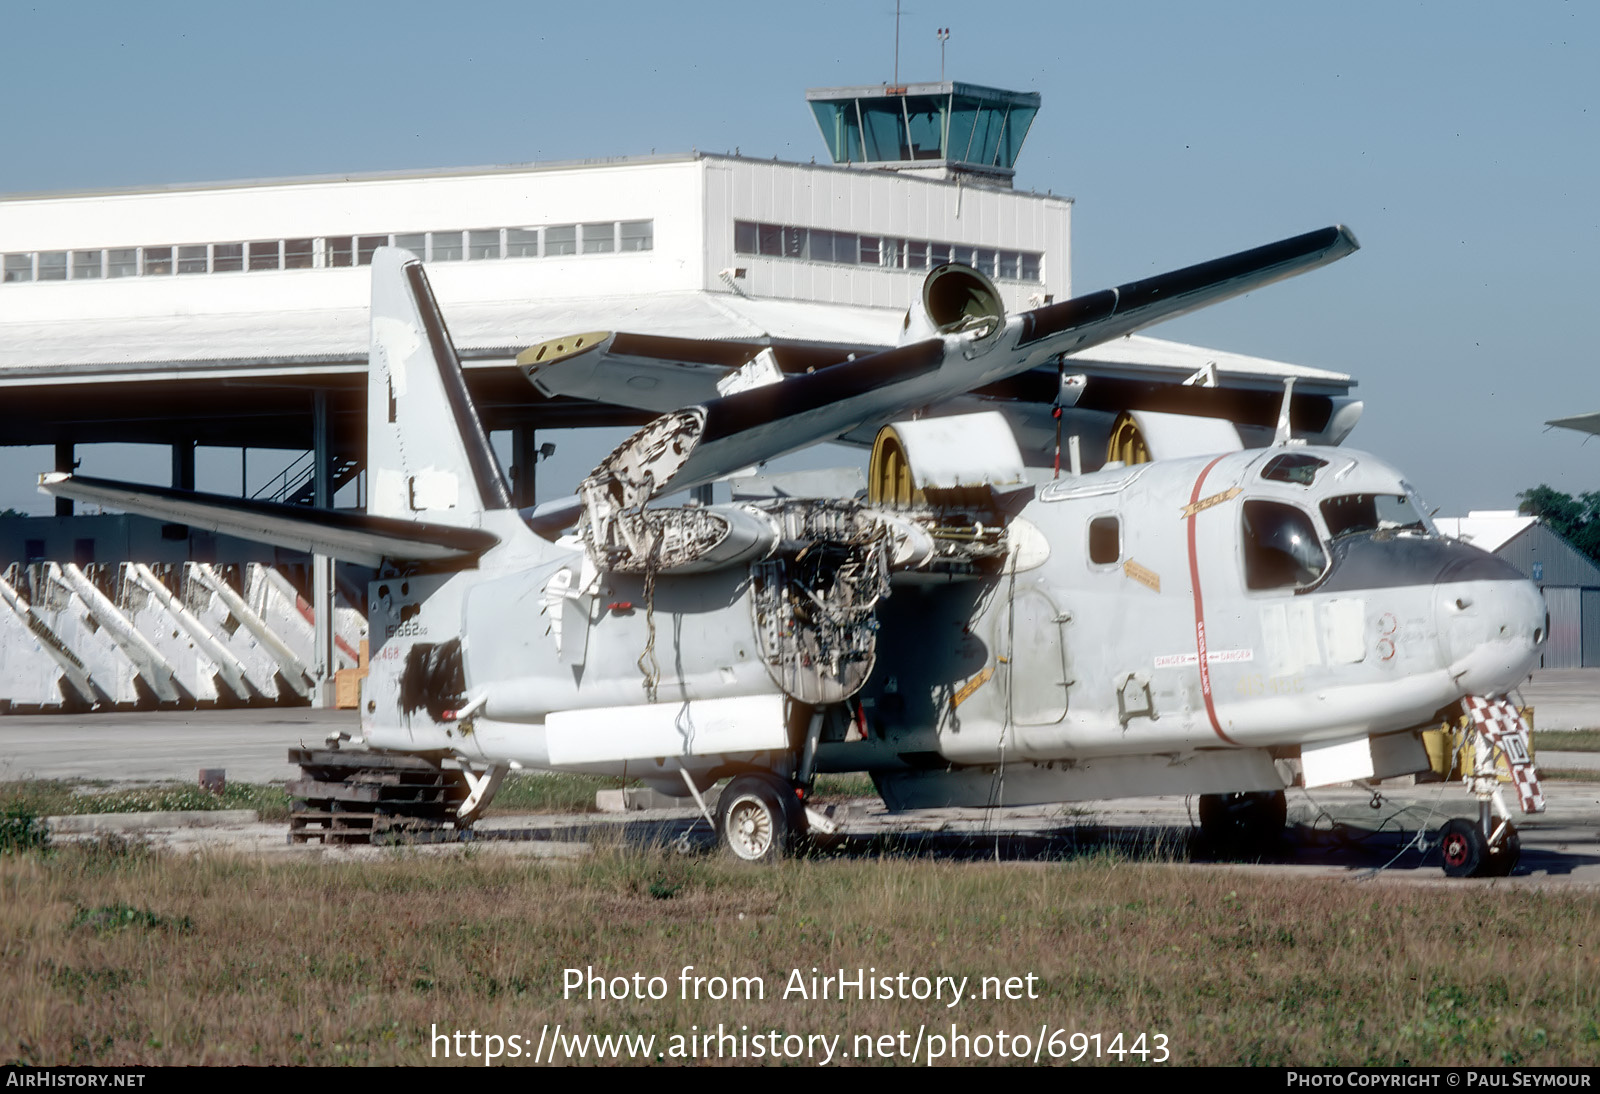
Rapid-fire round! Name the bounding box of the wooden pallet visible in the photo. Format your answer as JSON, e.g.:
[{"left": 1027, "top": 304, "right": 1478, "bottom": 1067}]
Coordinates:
[{"left": 287, "top": 747, "right": 469, "bottom": 845}]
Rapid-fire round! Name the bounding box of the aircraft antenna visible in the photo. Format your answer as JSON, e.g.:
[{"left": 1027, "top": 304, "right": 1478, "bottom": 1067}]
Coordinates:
[{"left": 894, "top": 0, "right": 901, "bottom": 86}]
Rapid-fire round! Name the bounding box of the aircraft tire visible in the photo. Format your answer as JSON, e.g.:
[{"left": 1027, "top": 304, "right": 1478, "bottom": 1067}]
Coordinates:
[
  {"left": 1197, "top": 790, "right": 1286, "bottom": 855},
  {"left": 1484, "top": 822, "right": 1521, "bottom": 877},
  {"left": 1437, "top": 817, "right": 1490, "bottom": 878},
  {"left": 717, "top": 774, "right": 802, "bottom": 864}
]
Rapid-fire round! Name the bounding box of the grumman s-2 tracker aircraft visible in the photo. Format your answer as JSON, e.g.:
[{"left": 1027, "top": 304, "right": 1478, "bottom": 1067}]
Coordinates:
[{"left": 42, "top": 227, "right": 1549, "bottom": 877}]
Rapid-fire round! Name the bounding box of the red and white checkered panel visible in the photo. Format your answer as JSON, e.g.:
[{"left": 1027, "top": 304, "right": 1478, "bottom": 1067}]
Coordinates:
[{"left": 1463, "top": 695, "right": 1546, "bottom": 814}]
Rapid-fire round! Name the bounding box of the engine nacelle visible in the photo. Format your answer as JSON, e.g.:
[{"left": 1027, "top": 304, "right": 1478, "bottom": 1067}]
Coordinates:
[{"left": 899, "top": 263, "right": 1006, "bottom": 345}]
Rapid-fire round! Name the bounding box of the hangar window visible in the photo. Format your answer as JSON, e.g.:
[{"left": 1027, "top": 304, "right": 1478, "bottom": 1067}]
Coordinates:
[
  {"left": 545, "top": 225, "right": 576, "bottom": 256},
  {"left": 3, "top": 254, "right": 32, "bottom": 282},
  {"left": 71, "top": 251, "right": 102, "bottom": 279},
  {"left": 582, "top": 223, "right": 616, "bottom": 254},
  {"left": 326, "top": 237, "right": 353, "bottom": 267},
  {"left": 1089, "top": 516, "right": 1120, "bottom": 565},
  {"left": 507, "top": 228, "right": 540, "bottom": 257},
  {"left": 393, "top": 233, "right": 426, "bottom": 258},
  {"left": 1242, "top": 500, "right": 1327, "bottom": 591},
  {"left": 356, "top": 235, "right": 388, "bottom": 265},
  {"left": 213, "top": 243, "right": 244, "bottom": 273},
  {"left": 107, "top": 249, "right": 137, "bottom": 278},
  {"left": 38, "top": 251, "right": 67, "bottom": 280},
  {"left": 284, "top": 238, "right": 314, "bottom": 269},
  {"left": 620, "top": 220, "right": 652, "bottom": 252},
  {"left": 143, "top": 247, "right": 172, "bottom": 275},
  {"left": 467, "top": 230, "right": 500, "bottom": 260},
  {"left": 430, "top": 231, "right": 465, "bottom": 261},
  {"left": 246, "top": 240, "right": 280, "bottom": 272},
  {"left": 929, "top": 242, "right": 951, "bottom": 266},
  {"left": 177, "top": 245, "right": 209, "bottom": 274}
]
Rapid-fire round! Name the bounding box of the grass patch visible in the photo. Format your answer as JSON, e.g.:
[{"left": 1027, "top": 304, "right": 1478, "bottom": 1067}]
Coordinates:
[
  {"left": 485, "top": 772, "right": 637, "bottom": 814},
  {"left": 1539, "top": 769, "right": 1600, "bottom": 782},
  {"left": 2, "top": 845, "right": 1596, "bottom": 1066},
  {"left": 70, "top": 902, "right": 193, "bottom": 935},
  {"left": 0, "top": 804, "right": 49, "bottom": 854},
  {"left": 0, "top": 780, "right": 292, "bottom": 822},
  {"left": 811, "top": 773, "right": 877, "bottom": 800},
  {"left": 1533, "top": 729, "right": 1600, "bottom": 753}
]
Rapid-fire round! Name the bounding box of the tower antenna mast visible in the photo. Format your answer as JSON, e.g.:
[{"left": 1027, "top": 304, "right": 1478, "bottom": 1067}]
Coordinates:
[{"left": 893, "top": 1, "right": 901, "bottom": 85}]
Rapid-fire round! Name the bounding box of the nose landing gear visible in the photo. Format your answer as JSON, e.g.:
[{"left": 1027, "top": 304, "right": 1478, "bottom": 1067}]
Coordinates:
[{"left": 1436, "top": 810, "right": 1520, "bottom": 879}]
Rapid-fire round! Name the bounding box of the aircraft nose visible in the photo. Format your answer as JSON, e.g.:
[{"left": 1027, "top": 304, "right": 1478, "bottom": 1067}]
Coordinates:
[{"left": 1438, "top": 575, "right": 1546, "bottom": 696}]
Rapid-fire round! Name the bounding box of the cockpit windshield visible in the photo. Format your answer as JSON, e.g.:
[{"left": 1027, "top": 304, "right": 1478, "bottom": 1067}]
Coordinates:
[
  {"left": 1242, "top": 501, "right": 1328, "bottom": 590},
  {"left": 1320, "top": 493, "right": 1429, "bottom": 539}
]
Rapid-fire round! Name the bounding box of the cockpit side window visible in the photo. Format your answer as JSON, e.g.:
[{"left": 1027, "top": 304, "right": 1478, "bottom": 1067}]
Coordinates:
[
  {"left": 1242, "top": 500, "right": 1327, "bottom": 590},
  {"left": 1260, "top": 453, "right": 1328, "bottom": 486},
  {"left": 1320, "top": 493, "right": 1428, "bottom": 539}
]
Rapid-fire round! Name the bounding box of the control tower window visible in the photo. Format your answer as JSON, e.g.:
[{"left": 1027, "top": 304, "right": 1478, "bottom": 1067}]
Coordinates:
[
  {"left": 904, "top": 95, "right": 946, "bottom": 160},
  {"left": 859, "top": 99, "right": 910, "bottom": 161},
  {"left": 1242, "top": 500, "right": 1327, "bottom": 591}
]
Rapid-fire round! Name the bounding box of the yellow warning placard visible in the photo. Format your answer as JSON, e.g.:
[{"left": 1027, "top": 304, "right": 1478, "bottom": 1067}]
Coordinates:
[{"left": 1123, "top": 559, "right": 1161, "bottom": 592}]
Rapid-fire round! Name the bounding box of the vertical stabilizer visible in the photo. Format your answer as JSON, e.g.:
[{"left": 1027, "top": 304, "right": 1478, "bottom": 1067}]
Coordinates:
[{"left": 368, "top": 248, "right": 512, "bottom": 526}]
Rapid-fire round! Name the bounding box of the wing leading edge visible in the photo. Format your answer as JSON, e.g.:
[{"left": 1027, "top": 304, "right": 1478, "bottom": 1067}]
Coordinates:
[{"left": 582, "top": 226, "right": 1359, "bottom": 503}]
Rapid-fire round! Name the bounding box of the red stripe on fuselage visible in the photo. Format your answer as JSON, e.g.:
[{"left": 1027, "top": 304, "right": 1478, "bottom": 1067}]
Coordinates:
[{"left": 1186, "top": 456, "right": 1241, "bottom": 746}]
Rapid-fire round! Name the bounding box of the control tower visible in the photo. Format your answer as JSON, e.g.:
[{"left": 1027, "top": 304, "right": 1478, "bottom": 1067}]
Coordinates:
[{"left": 806, "top": 81, "right": 1040, "bottom": 187}]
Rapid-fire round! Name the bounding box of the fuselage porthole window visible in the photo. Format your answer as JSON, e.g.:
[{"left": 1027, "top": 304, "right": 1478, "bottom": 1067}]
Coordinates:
[{"left": 1088, "top": 515, "right": 1120, "bottom": 566}]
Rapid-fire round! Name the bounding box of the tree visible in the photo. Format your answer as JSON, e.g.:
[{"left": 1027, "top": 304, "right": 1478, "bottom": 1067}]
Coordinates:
[{"left": 1517, "top": 485, "right": 1600, "bottom": 564}]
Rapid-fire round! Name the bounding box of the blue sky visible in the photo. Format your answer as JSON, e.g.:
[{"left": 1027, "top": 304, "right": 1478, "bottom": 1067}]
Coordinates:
[{"left": 2, "top": 1, "right": 1596, "bottom": 515}]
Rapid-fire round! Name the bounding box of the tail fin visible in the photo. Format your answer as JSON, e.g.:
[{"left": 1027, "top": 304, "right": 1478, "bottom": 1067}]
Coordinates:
[{"left": 368, "top": 248, "right": 512, "bottom": 526}]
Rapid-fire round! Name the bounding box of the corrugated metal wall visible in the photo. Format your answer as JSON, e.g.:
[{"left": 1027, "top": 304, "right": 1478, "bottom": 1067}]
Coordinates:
[
  {"left": 1543, "top": 585, "right": 1582, "bottom": 668},
  {"left": 1584, "top": 589, "right": 1600, "bottom": 667},
  {"left": 1501, "top": 524, "right": 1600, "bottom": 588}
]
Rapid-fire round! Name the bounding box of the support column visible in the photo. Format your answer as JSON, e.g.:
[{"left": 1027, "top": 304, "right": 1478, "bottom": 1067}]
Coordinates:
[
  {"left": 512, "top": 424, "right": 539, "bottom": 509},
  {"left": 312, "top": 391, "right": 335, "bottom": 708},
  {"left": 54, "top": 442, "right": 75, "bottom": 516},
  {"left": 171, "top": 439, "right": 195, "bottom": 491}
]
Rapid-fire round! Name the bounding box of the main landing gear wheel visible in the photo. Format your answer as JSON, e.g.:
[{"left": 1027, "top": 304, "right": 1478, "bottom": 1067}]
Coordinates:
[
  {"left": 717, "top": 774, "right": 805, "bottom": 864},
  {"left": 1437, "top": 817, "right": 1519, "bottom": 879},
  {"left": 1198, "top": 790, "right": 1287, "bottom": 856}
]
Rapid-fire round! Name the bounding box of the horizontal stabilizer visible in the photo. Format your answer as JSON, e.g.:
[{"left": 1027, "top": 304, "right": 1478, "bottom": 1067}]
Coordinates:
[{"left": 39, "top": 473, "right": 499, "bottom": 568}]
